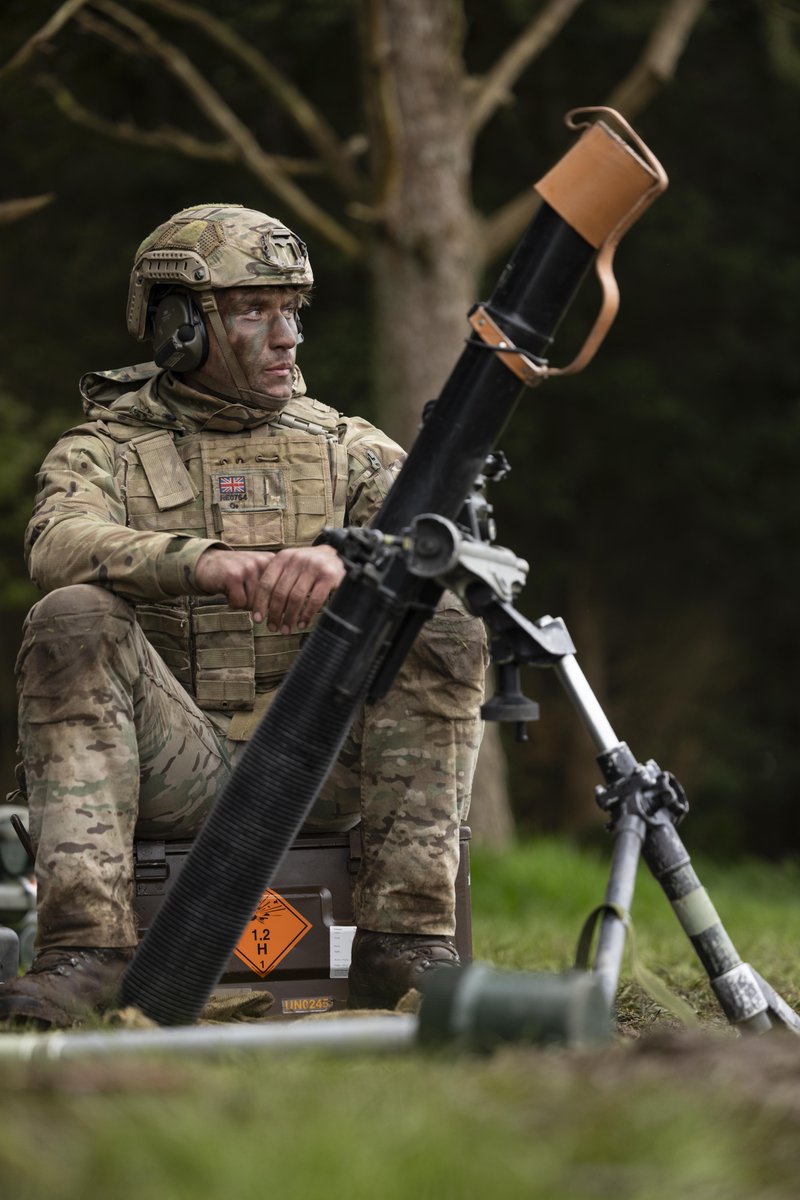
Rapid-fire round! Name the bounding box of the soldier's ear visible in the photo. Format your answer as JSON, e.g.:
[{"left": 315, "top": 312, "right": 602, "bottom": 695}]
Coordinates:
[{"left": 151, "top": 293, "right": 208, "bottom": 373}]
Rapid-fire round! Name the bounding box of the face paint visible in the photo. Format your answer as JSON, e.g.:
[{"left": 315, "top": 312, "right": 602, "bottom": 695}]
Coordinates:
[{"left": 191, "top": 286, "right": 303, "bottom": 406}]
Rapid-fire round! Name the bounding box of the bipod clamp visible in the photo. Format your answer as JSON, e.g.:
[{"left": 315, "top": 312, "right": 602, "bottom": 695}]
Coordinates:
[
  {"left": 399, "top": 511, "right": 576, "bottom": 740},
  {"left": 321, "top": 510, "right": 559, "bottom": 747},
  {"left": 315, "top": 524, "right": 438, "bottom": 703},
  {"left": 402, "top": 511, "right": 528, "bottom": 602},
  {"left": 593, "top": 741, "right": 689, "bottom": 832},
  {"left": 317, "top": 525, "right": 401, "bottom": 582}
]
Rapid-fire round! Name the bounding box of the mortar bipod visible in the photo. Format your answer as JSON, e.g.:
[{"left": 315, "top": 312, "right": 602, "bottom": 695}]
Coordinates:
[
  {"left": 403, "top": 511, "right": 800, "bottom": 1035},
  {"left": 553, "top": 652, "right": 800, "bottom": 1034}
]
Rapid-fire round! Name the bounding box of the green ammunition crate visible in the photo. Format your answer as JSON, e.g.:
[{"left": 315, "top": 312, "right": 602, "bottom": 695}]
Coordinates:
[{"left": 133, "top": 826, "right": 472, "bottom": 1017}]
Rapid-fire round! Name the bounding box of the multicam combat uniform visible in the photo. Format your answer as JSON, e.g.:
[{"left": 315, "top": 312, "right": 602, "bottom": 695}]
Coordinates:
[{"left": 17, "top": 363, "right": 486, "bottom": 953}]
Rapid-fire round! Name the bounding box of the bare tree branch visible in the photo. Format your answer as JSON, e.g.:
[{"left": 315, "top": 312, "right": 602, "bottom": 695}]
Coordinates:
[
  {"left": 38, "top": 72, "right": 324, "bottom": 175},
  {"left": 38, "top": 73, "right": 237, "bottom": 161},
  {"left": 129, "top": 0, "right": 366, "bottom": 199},
  {"left": 0, "top": 0, "right": 92, "bottom": 78},
  {"left": 75, "top": 7, "right": 150, "bottom": 56},
  {"left": 0, "top": 195, "right": 55, "bottom": 225},
  {"left": 466, "top": 0, "right": 588, "bottom": 139},
  {"left": 762, "top": 0, "right": 800, "bottom": 88},
  {"left": 605, "top": 0, "right": 711, "bottom": 119},
  {"left": 87, "top": 0, "right": 362, "bottom": 259},
  {"left": 359, "top": 0, "right": 404, "bottom": 213}
]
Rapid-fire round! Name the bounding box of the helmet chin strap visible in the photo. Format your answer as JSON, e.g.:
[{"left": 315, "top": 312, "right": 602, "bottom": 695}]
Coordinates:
[{"left": 197, "top": 293, "right": 288, "bottom": 413}]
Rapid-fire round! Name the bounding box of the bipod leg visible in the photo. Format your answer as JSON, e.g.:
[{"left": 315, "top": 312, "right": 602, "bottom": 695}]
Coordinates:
[
  {"left": 555, "top": 653, "right": 645, "bottom": 1021},
  {"left": 642, "top": 818, "right": 799, "bottom": 1034},
  {"left": 587, "top": 812, "right": 645, "bottom": 1018}
]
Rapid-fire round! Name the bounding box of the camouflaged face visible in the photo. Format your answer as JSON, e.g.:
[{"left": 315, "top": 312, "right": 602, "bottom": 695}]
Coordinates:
[{"left": 127, "top": 204, "right": 313, "bottom": 340}]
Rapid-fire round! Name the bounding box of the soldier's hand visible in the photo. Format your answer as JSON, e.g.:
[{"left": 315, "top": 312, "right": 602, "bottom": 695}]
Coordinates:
[
  {"left": 195, "top": 545, "right": 345, "bottom": 632},
  {"left": 194, "top": 548, "right": 276, "bottom": 613},
  {"left": 252, "top": 544, "right": 345, "bottom": 632}
]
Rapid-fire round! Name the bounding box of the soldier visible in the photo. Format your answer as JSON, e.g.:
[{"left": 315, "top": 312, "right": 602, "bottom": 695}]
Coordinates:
[{"left": 0, "top": 204, "right": 486, "bottom": 1027}]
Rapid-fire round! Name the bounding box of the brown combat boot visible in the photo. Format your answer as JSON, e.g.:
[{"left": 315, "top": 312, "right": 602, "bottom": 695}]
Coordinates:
[
  {"left": 347, "top": 929, "right": 460, "bottom": 1010},
  {"left": 0, "top": 947, "right": 135, "bottom": 1029}
]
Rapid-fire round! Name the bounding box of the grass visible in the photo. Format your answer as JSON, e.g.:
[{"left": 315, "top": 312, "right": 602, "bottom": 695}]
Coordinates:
[
  {"left": 3, "top": 838, "right": 800, "bottom": 1199},
  {"left": 471, "top": 838, "right": 800, "bottom": 1025}
]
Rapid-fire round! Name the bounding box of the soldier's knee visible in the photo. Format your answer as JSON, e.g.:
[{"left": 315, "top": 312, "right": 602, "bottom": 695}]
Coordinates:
[
  {"left": 18, "top": 587, "right": 136, "bottom": 687},
  {"left": 392, "top": 598, "right": 487, "bottom": 720},
  {"left": 28, "top": 585, "right": 132, "bottom": 626}
]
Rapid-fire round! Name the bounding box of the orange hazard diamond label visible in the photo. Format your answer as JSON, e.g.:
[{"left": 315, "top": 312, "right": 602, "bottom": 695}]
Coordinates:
[{"left": 234, "top": 889, "right": 312, "bottom": 977}]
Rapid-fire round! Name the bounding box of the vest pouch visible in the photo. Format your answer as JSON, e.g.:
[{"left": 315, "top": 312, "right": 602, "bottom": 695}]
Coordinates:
[
  {"left": 208, "top": 467, "right": 286, "bottom": 548},
  {"left": 191, "top": 602, "right": 256, "bottom": 712},
  {"left": 253, "top": 618, "right": 316, "bottom": 690},
  {"left": 125, "top": 434, "right": 206, "bottom": 536},
  {"left": 136, "top": 600, "right": 193, "bottom": 691}
]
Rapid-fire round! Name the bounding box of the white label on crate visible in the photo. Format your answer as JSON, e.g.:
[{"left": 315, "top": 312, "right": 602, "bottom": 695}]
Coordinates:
[{"left": 329, "top": 924, "right": 357, "bottom": 978}]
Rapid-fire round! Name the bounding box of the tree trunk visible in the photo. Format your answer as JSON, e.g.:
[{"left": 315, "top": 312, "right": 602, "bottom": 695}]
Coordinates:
[
  {"left": 360, "top": 0, "right": 515, "bottom": 844},
  {"left": 468, "top": 709, "right": 516, "bottom": 849},
  {"left": 362, "top": 0, "right": 477, "bottom": 448}
]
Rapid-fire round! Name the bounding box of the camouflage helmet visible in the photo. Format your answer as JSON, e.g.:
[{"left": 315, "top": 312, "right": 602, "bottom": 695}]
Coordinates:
[{"left": 127, "top": 203, "right": 313, "bottom": 341}]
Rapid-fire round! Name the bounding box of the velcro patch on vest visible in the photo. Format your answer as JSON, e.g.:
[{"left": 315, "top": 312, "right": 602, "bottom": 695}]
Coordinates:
[
  {"left": 218, "top": 475, "right": 247, "bottom": 499},
  {"left": 212, "top": 469, "right": 286, "bottom": 512},
  {"left": 132, "top": 430, "right": 198, "bottom": 511}
]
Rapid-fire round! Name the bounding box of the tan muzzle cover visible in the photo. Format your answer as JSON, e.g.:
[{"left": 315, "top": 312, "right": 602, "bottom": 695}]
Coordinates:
[{"left": 469, "top": 107, "right": 668, "bottom": 384}]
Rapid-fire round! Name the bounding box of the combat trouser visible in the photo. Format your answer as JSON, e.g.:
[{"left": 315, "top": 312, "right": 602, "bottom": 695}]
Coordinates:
[{"left": 16, "top": 584, "right": 486, "bottom": 949}]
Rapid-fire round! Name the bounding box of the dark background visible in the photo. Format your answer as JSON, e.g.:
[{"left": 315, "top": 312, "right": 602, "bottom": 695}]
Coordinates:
[{"left": 1, "top": 0, "right": 799, "bottom": 856}]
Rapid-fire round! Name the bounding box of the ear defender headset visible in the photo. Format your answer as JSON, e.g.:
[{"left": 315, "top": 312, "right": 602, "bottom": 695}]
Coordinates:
[
  {"left": 150, "top": 290, "right": 304, "bottom": 372},
  {"left": 151, "top": 291, "right": 208, "bottom": 373}
]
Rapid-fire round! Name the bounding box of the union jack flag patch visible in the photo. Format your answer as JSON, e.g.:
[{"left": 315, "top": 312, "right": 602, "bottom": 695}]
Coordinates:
[{"left": 219, "top": 475, "right": 247, "bottom": 498}]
